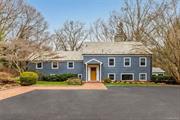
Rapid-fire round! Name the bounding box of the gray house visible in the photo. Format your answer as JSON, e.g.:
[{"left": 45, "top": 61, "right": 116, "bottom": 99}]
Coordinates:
[{"left": 28, "top": 42, "right": 152, "bottom": 82}]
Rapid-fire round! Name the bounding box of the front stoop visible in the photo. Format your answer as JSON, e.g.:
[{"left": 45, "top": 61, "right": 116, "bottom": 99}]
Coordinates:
[{"left": 0, "top": 83, "right": 107, "bottom": 100}]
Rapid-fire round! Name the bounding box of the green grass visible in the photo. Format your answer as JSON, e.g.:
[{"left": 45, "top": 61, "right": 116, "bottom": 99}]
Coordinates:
[
  {"left": 105, "top": 82, "right": 162, "bottom": 87},
  {"left": 36, "top": 81, "right": 68, "bottom": 86}
]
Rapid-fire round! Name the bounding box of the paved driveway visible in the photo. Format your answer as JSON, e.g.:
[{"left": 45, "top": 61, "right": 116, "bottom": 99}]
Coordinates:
[{"left": 0, "top": 87, "right": 180, "bottom": 120}]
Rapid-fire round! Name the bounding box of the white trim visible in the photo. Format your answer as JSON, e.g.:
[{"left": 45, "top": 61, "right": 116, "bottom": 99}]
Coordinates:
[
  {"left": 36, "top": 62, "right": 43, "bottom": 69},
  {"left": 123, "top": 57, "right": 131, "bottom": 67},
  {"left": 85, "top": 58, "right": 102, "bottom": 64},
  {"left": 67, "top": 61, "right": 74, "bottom": 69},
  {"left": 87, "top": 65, "right": 100, "bottom": 81},
  {"left": 108, "top": 73, "right": 116, "bottom": 81},
  {"left": 139, "top": 73, "right": 147, "bottom": 81},
  {"left": 139, "top": 57, "right": 147, "bottom": 67},
  {"left": 78, "top": 74, "right": 82, "bottom": 79},
  {"left": 120, "top": 73, "right": 134, "bottom": 81},
  {"left": 51, "top": 62, "right": 59, "bottom": 69},
  {"left": 108, "top": 57, "right": 115, "bottom": 67}
]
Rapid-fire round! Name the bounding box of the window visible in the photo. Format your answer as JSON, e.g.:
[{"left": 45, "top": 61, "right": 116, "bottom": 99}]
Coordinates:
[
  {"left": 121, "top": 73, "right": 134, "bottom": 80},
  {"left": 67, "top": 61, "right": 74, "bottom": 69},
  {"left": 108, "top": 73, "right": 116, "bottom": 81},
  {"left": 139, "top": 73, "right": 147, "bottom": 81},
  {"left": 108, "top": 57, "right": 115, "bottom": 67},
  {"left": 139, "top": 57, "right": 147, "bottom": 67},
  {"left": 51, "top": 62, "right": 59, "bottom": 69},
  {"left": 124, "top": 57, "right": 131, "bottom": 67},
  {"left": 36, "top": 62, "right": 43, "bottom": 69},
  {"left": 78, "top": 74, "right": 82, "bottom": 79}
]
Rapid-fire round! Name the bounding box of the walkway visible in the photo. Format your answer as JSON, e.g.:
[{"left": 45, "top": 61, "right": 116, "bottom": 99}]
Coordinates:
[{"left": 0, "top": 83, "right": 107, "bottom": 100}]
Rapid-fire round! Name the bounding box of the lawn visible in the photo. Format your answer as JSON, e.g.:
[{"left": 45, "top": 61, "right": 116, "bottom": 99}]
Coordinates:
[
  {"left": 36, "top": 81, "right": 68, "bottom": 86},
  {"left": 105, "top": 82, "right": 162, "bottom": 87}
]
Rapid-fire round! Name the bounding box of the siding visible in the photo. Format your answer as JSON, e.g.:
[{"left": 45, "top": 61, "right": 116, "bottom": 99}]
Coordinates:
[
  {"left": 28, "top": 61, "right": 84, "bottom": 76},
  {"left": 28, "top": 55, "right": 152, "bottom": 81},
  {"left": 83, "top": 55, "right": 152, "bottom": 81}
]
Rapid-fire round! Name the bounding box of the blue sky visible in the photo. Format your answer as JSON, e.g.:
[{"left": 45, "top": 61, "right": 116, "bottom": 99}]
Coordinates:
[{"left": 27, "top": 0, "right": 122, "bottom": 32}]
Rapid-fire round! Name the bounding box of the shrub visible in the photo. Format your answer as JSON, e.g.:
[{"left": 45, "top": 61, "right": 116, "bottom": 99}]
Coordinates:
[
  {"left": 66, "top": 78, "right": 82, "bottom": 85},
  {"left": 20, "top": 72, "right": 38, "bottom": 86},
  {"left": 151, "top": 75, "right": 176, "bottom": 84},
  {"left": 103, "top": 78, "right": 112, "bottom": 83},
  {"left": 42, "top": 73, "right": 77, "bottom": 82},
  {"left": 0, "top": 72, "right": 16, "bottom": 84}
]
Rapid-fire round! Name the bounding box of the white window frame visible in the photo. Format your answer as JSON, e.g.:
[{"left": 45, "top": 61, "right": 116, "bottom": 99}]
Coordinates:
[
  {"left": 78, "top": 74, "right": 82, "bottom": 79},
  {"left": 120, "top": 73, "right": 134, "bottom": 81},
  {"left": 51, "top": 61, "right": 59, "bottom": 69},
  {"left": 67, "top": 61, "right": 74, "bottom": 69},
  {"left": 108, "top": 57, "right": 115, "bottom": 67},
  {"left": 108, "top": 73, "right": 116, "bottom": 81},
  {"left": 139, "top": 57, "right": 147, "bottom": 67},
  {"left": 139, "top": 73, "right": 147, "bottom": 81},
  {"left": 124, "top": 57, "right": 131, "bottom": 67},
  {"left": 36, "top": 62, "right": 43, "bottom": 69}
]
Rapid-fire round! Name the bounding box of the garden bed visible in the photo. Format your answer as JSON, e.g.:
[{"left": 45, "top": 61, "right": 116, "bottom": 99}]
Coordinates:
[{"left": 105, "top": 81, "right": 163, "bottom": 87}]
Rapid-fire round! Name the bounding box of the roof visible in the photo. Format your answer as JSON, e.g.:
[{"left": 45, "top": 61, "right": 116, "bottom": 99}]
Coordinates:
[
  {"left": 29, "top": 42, "right": 152, "bottom": 61},
  {"left": 29, "top": 51, "right": 83, "bottom": 61},
  {"left": 82, "top": 42, "right": 152, "bottom": 55},
  {"left": 152, "top": 67, "right": 165, "bottom": 73}
]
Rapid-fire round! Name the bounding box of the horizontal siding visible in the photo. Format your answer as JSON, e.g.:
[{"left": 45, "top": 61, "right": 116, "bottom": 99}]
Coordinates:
[{"left": 28, "top": 55, "right": 152, "bottom": 81}]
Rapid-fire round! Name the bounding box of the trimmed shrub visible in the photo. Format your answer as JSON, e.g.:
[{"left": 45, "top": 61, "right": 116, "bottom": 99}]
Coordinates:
[
  {"left": 20, "top": 72, "right": 38, "bottom": 86},
  {"left": 103, "top": 78, "right": 112, "bottom": 83},
  {"left": 151, "top": 75, "right": 176, "bottom": 84},
  {"left": 42, "top": 73, "right": 77, "bottom": 82},
  {"left": 66, "top": 78, "right": 82, "bottom": 85}
]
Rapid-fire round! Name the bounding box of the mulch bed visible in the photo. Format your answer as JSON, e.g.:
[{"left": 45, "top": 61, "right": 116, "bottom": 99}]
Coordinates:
[{"left": 0, "top": 83, "right": 20, "bottom": 91}]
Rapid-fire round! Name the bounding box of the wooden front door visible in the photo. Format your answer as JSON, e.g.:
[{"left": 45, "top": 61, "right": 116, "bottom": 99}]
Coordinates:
[{"left": 90, "top": 67, "right": 97, "bottom": 81}]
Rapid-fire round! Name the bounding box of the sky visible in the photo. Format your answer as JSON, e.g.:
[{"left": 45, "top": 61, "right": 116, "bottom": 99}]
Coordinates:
[{"left": 27, "top": 0, "right": 122, "bottom": 32}]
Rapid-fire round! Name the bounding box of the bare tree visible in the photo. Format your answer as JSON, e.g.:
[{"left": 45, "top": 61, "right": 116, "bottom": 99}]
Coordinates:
[
  {"left": 54, "top": 21, "right": 88, "bottom": 51},
  {"left": 0, "top": 0, "right": 24, "bottom": 41}
]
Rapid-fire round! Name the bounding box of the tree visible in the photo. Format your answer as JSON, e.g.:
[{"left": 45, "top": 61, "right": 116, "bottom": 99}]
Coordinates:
[{"left": 54, "top": 21, "right": 88, "bottom": 51}]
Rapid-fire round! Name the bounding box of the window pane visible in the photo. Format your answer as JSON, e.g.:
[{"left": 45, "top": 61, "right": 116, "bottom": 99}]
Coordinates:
[
  {"left": 37, "top": 63, "right": 42, "bottom": 68},
  {"left": 109, "top": 74, "right": 115, "bottom": 80},
  {"left": 69, "top": 62, "right": 73, "bottom": 68},
  {"left": 122, "top": 74, "right": 133, "bottom": 80},
  {"left": 53, "top": 62, "right": 58, "bottom": 68},
  {"left": 109, "top": 59, "right": 114, "bottom": 66},
  {"left": 141, "top": 58, "right": 146, "bottom": 66},
  {"left": 125, "top": 58, "right": 130, "bottom": 66},
  {"left": 140, "top": 74, "right": 146, "bottom": 80}
]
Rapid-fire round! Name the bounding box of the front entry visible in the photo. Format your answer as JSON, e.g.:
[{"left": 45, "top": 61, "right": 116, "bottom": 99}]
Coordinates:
[{"left": 90, "top": 67, "right": 97, "bottom": 81}]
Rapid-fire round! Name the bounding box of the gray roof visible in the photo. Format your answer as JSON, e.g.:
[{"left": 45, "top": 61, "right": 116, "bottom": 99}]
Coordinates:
[
  {"left": 152, "top": 67, "right": 165, "bottom": 73},
  {"left": 82, "top": 42, "right": 152, "bottom": 55},
  {"left": 29, "top": 42, "right": 152, "bottom": 61},
  {"left": 29, "top": 51, "right": 83, "bottom": 61}
]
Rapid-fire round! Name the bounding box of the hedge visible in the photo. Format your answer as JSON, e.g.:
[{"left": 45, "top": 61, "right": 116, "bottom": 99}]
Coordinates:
[
  {"left": 20, "top": 72, "right": 38, "bottom": 86},
  {"left": 42, "top": 73, "right": 77, "bottom": 82},
  {"left": 151, "top": 75, "right": 176, "bottom": 84}
]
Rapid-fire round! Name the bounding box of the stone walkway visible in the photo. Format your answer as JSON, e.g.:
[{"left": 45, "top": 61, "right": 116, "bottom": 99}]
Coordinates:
[{"left": 0, "top": 83, "right": 107, "bottom": 100}]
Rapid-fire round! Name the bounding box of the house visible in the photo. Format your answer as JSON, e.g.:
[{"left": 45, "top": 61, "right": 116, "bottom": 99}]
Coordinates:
[
  {"left": 28, "top": 42, "right": 152, "bottom": 82},
  {"left": 152, "top": 67, "right": 165, "bottom": 76}
]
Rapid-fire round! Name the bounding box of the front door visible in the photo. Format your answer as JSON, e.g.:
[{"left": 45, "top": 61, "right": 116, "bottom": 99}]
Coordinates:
[{"left": 90, "top": 67, "right": 97, "bottom": 81}]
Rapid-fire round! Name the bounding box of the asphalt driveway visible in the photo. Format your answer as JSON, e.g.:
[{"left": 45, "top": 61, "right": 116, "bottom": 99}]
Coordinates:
[{"left": 0, "top": 87, "right": 180, "bottom": 120}]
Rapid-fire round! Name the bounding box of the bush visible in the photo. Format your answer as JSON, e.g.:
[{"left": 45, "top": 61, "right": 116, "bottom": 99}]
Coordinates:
[
  {"left": 0, "top": 72, "right": 16, "bottom": 84},
  {"left": 103, "top": 78, "right": 112, "bottom": 83},
  {"left": 66, "top": 78, "right": 82, "bottom": 85},
  {"left": 20, "top": 72, "right": 38, "bottom": 86},
  {"left": 42, "top": 73, "right": 77, "bottom": 82},
  {"left": 151, "top": 75, "right": 176, "bottom": 84}
]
